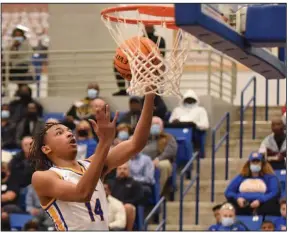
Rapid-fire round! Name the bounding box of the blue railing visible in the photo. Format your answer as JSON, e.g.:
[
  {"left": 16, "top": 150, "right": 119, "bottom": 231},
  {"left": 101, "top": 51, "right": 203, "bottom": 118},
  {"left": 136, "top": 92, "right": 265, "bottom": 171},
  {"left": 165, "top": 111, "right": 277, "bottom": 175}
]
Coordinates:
[
  {"left": 179, "top": 151, "right": 200, "bottom": 230},
  {"left": 211, "top": 112, "right": 230, "bottom": 202},
  {"left": 144, "top": 197, "right": 166, "bottom": 231},
  {"left": 240, "top": 76, "right": 256, "bottom": 159}
]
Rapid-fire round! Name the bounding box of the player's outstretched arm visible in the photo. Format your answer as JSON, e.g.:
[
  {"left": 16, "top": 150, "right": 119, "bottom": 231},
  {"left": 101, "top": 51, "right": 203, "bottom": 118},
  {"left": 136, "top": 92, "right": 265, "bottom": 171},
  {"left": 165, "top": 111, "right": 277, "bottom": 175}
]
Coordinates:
[
  {"left": 33, "top": 106, "right": 117, "bottom": 203},
  {"left": 104, "top": 93, "right": 155, "bottom": 173}
]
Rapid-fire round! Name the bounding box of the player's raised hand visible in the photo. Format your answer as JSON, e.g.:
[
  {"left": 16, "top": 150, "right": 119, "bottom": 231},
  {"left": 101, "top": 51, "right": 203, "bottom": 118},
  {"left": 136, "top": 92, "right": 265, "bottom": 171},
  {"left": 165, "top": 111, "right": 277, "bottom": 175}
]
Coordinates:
[{"left": 88, "top": 105, "right": 119, "bottom": 145}]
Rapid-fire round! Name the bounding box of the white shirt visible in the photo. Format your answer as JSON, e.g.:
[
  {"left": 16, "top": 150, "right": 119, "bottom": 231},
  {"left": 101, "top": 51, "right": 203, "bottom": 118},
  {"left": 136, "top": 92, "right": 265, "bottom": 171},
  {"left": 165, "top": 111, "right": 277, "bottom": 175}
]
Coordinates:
[{"left": 107, "top": 195, "right": 127, "bottom": 229}]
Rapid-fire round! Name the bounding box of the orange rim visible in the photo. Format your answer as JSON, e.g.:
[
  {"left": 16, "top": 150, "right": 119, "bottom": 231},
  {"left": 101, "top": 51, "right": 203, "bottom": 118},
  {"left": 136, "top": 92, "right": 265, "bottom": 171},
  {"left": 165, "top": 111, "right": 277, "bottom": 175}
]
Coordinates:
[{"left": 101, "top": 5, "right": 178, "bottom": 30}]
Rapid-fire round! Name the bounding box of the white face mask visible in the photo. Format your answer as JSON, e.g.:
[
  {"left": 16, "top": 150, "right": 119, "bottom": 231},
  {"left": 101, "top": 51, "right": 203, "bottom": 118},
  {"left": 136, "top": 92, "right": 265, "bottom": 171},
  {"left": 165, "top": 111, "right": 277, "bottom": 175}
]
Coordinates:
[
  {"left": 221, "top": 217, "right": 234, "bottom": 227},
  {"left": 14, "top": 37, "right": 24, "bottom": 43},
  {"left": 87, "top": 89, "right": 98, "bottom": 99}
]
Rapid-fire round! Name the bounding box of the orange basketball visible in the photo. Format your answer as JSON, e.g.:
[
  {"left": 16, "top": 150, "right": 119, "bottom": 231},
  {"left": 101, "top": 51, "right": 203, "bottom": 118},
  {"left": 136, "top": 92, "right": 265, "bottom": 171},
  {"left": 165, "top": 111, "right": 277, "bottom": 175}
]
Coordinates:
[{"left": 114, "top": 36, "right": 160, "bottom": 81}]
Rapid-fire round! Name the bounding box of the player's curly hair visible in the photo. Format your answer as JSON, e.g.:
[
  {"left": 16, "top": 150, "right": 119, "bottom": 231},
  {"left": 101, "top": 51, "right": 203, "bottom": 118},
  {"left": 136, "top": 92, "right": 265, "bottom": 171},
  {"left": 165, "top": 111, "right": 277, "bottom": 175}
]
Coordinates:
[{"left": 29, "top": 122, "right": 59, "bottom": 171}]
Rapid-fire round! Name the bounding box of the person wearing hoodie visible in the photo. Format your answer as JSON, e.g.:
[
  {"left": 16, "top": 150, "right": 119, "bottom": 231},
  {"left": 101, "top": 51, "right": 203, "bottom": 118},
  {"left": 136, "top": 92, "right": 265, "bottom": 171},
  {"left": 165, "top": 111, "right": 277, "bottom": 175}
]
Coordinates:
[
  {"left": 216, "top": 203, "right": 247, "bottom": 231},
  {"left": 169, "top": 89, "right": 209, "bottom": 130},
  {"left": 225, "top": 152, "right": 281, "bottom": 216}
]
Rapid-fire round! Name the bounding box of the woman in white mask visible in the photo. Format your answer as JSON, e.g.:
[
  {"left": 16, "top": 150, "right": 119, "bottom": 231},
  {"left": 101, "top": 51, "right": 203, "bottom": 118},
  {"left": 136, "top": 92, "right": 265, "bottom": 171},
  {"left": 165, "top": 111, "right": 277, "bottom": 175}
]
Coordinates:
[
  {"left": 217, "top": 203, "right": 247, "bottom": 231},
  {"left": 225, "top": 152, "right": 281, "bottom": 216}
]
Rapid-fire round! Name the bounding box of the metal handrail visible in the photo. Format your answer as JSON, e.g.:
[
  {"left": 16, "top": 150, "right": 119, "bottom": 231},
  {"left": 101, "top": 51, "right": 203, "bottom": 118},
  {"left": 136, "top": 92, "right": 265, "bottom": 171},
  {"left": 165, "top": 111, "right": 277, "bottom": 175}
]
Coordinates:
[
  {"left": 144, "top": 197, "right": 166, "bottom": 231},
  {"left": 211, "top": 112, "right": 230, "bottom": 202},
  {"left": 240, "top": 76, "right": 256, "bottom": 158},
  {"left": 179, "top": 151, "right": 200, "bottom": 230}
]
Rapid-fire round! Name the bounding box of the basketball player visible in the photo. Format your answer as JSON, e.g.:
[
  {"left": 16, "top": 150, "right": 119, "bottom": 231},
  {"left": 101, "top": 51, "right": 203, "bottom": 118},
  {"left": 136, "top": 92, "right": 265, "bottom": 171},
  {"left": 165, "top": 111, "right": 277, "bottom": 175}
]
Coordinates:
[{"left": 29, "top": 93, "right": 155, "bottom": 231}]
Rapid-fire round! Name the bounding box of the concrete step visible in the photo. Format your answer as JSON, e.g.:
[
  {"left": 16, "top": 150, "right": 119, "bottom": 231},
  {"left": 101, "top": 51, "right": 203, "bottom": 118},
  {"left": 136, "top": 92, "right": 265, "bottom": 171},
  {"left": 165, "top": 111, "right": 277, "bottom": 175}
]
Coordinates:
[{"left": 148, "top": 224, "right": 206, "bottom": 231}]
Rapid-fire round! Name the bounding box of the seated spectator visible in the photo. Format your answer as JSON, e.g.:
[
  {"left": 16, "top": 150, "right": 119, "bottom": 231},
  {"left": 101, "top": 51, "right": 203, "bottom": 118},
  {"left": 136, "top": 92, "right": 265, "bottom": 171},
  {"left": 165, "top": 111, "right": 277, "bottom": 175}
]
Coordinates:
[
  {"left": 169, "top": 89, "right": 209, "bottom": 130},
  {"left": 119, "top": 96, "right": 143, "bottom": 129},
  {"left": 259, "top": 117, "right": 286, "bottom": 170},
  {"left": 225, "top": 152, "right": 280, "bottom": 216},
  {"left": 1, "top": 161, "right": 23, "bottom": 230},
  {"left": 75, "top": 120, "right": 97, "bottom": 160},
  {"left": 142, "top": 116, "right": 177, "bottom": 194},
  {"left": 104, "top": 181, "right": 127, "bottom": 231},
  {"left": 23, "top": 220, "right": 41, "bottom": 231},
  {"left": 9, "top": 84, "right": 43, "bottom": 123},
  {"left": 1, "top": 104, "right": 17, "bottom": 149},
  {"left": 63, "top": 82, "right": 100, "bottom": 129},
  {"left": 208, "top": 204, "right": 222, "bottom": 231},
  {"left": 129, "top": 153, "right": 155, "bottom": 200},
  {"left": 25, "top": 185, "right": 54, "bottom": 230},
  {"left": 113, "top": 123, "right": 132, "bottom": 146},
  {"left": 142, "top": 95, "right": 168, "bottom": 121},
  {"left": 217, "top": 203, "right": 247, "bottom": 231},
  {"left": 110, "top": 163, "right": 144, "bottom": 230},
  {"left": 274, "top": 198, "right": 286, "bottom": 231},
  {"left": 15, "top": 102, "right": 45, "bottom": 147},
  {"left": 261, "top": 221, "right": 275, "bottom": 231},
  {"left": 9, "top": 136, "right": 34, "bottom": 188}
]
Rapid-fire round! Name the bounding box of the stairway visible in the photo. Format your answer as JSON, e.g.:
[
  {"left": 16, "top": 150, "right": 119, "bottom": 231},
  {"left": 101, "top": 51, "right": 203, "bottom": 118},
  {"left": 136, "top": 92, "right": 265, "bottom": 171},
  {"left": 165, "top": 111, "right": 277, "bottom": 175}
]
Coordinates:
[{"left": 148, "top": 106, "right": 281, "bottom": 231}]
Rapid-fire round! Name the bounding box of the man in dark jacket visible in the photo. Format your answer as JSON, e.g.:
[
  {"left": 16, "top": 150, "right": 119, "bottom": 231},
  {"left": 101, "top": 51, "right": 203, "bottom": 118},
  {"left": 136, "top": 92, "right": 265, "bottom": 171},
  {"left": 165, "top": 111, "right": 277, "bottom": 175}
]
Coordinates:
[{"left": 119, "top": 96, "right": 142, "bottom": 129}]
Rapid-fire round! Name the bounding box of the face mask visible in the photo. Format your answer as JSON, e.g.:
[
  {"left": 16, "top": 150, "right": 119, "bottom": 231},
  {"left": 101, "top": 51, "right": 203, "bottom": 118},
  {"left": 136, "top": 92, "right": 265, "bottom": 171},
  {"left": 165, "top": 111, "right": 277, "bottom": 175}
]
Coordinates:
[
  {"left": 87, "top": 89, "right": 98, "bottom": 99},
  {"left": 184, "top": 103, "right": 195, "bottom": 108},
  {"left": 150, "top": 124, "right": 161, "bottom": 136},
  {"left": 1, "top": 110, "right": 10, "bottom": 119},
  {"left": 14, "top": 36, "right": 24, "bottom": 43},
  {"left": 221, "top": 217, "right": 234, "bottom": 227},
  {"left": 78, "top": 129, "right": 89, "bottom": 137},
  {"left": 250, "top": 164, "right": 261, "bottom": 173},
  {"left": 1, "top": 171, "right": 6, "bottom": 179},
  {"left": 118, "top": 131, "right": 129, "bottom": 141}
]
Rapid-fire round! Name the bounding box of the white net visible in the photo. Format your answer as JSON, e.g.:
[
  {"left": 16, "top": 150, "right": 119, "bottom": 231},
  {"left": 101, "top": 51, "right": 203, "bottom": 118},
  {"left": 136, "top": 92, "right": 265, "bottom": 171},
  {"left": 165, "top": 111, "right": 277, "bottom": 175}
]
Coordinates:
[{"left": 101, "top": 6, "right": 192, "bottom": 97}]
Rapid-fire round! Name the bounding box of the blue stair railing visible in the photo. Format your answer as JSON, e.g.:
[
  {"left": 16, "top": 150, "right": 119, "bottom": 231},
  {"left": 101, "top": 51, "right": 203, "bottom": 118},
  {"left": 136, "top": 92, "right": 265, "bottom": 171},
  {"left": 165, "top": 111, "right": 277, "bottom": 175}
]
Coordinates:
[
  {"left": 211, "top": 112, "right": 230, "bottom": 202},
  {"left": 179, "top": 151, "right": 200, "bottom": 230},
  {"left": 144, "top": 197, "right": 166, "bottom": 231},
  {"left": 240, "top": 76, "right": 256, "bottom": 158}
]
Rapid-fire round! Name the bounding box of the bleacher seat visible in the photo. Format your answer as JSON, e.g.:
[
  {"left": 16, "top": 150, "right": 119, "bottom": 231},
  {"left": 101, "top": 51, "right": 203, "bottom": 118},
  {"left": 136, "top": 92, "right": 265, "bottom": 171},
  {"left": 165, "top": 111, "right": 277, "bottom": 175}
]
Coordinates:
[
  {"left": 236, "top": 215, "right": 263, "bottom": 231},
  {"left": 43, "top": 112, "right": 65, "bottom": 122},
  {"left": 264, "top": 215, "right": 280, "bottom": 224},
  {"left": 10, "top": 214, "right": 33, "bottom": 231},
  {"left": 275, "top": 169, "right": 286, "bottom": 197},
  {"left": 19, "top": 187, "right": 28, "bottom": 211}
]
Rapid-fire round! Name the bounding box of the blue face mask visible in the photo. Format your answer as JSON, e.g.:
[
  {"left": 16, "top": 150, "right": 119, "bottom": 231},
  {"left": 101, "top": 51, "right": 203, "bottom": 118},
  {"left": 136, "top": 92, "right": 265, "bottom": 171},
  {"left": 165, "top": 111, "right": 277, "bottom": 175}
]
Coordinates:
[
  {"left": 14, "top": 37, "right": 24, "bottom": 43},
  {"left": 150, "top": 124, "right": 161, "bottom": 136},
  {"left": 87, "top": 89, "right": 98, "bottom": 99},
  {"left": 1, "top": 110, "right": 10, "bottom": 119},
  {"left": 250, "top": 164, "right": 261, "bottom": 173},
  {"left": 118, "top": 131, "right": 129, "bottom": 141},
  {"left": 184, "top": 103, "right": 195, "bottom": 108},
  {"left": 221, "top": 217, "right": 234, "bottom": 227}
]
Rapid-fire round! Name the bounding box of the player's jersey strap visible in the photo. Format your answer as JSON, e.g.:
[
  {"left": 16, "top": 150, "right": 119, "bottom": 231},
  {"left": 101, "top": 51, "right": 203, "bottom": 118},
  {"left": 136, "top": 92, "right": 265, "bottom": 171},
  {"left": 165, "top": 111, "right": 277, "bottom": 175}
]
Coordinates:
[{"left": 46, "top": 202, "right": 68, "bottom": 231}]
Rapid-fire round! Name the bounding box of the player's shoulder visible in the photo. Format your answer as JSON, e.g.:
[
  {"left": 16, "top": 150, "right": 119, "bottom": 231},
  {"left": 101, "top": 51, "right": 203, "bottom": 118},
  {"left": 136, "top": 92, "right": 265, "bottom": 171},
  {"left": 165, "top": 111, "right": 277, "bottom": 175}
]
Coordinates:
[{"left": 32, "top": 170, "right": 62, "bottom": 185}]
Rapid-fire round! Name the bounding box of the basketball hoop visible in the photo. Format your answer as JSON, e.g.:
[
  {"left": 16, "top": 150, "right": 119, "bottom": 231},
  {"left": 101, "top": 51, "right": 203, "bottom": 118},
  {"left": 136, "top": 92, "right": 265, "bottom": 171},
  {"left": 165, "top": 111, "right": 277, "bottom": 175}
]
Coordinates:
[{"left": 101, "top": 5, "right": 192, "bottom": 97}]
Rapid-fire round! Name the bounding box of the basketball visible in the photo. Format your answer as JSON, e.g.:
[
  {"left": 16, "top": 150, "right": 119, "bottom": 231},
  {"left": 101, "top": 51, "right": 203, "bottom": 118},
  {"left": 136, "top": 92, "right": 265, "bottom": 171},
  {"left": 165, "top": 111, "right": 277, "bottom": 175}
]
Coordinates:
[{"left": 114, "top": 36, "right": 160, "bottom": 81}]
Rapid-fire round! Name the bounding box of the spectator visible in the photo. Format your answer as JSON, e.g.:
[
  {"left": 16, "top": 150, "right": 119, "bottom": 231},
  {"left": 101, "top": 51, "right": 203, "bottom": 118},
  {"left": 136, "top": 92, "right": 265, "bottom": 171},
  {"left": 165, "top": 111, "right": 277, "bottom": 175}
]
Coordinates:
[
  {"left": 142, "top": 116, "right": 177, "bottom": 194},
  {"left": 142, "top": 95, "right": 168, "bottom": 121},
  {"left": 113, "top": 123, "right": 132, "bottom": 146},
  {"left": 225, "top": 152, "right": 280, "bottom": 216},
  {"left": 261, "top": 221, "right": 275, "bottom": 231},
  {"left": 15, "top": 102, "right": 45, "bottom": 147},
  {"left": 208, "top": 204, "right": 222, "bottom": 231},
  {"left": 9, "top": 136, "right": 34, "bottom": 188},
  {"left": 274, "top": 198, "right": 286, "bottom": 231},
  {"left": 23, "top": 220, "right": 41, "bottom": 231},
  {"left": 1, "top": 161, "right": 23, "bottom": 231},
  {"left": 25, "top": 185, "right": 54, "bottom": 230},
  {"left": 169, "top": 89, "right": 209, "bottom": 130},
  {"left": 9, "top": 84, "right": 43, "bottom": 123},
  {"left": 119, "top": 96, "right": 143, "bottom": 129},
  {"left": 259, "top": 117, "right": 286, "bottom": 170},
  {"left": 3, "top": 27, "right": 33, "bottom": 88},
  {"left": 129, "top": 153, "right": 155, "bottom": 199},
  {"left": 1, "top": 104, "right": 17, "bottom": 149},
  {"left": 64, "top": 83, "right": 100, "bottom": 129},
  {"left": 104, "top": 181, "right": 127, "bottom": 231},
  {"left": 75, "top": 120, "right": 97, "bottom": 160},
  {"left": 110, "top": 163, "right": 144, "bottom": 230},
  {"left": 217, "top": 203, "right": 247, "bottom": 231}
]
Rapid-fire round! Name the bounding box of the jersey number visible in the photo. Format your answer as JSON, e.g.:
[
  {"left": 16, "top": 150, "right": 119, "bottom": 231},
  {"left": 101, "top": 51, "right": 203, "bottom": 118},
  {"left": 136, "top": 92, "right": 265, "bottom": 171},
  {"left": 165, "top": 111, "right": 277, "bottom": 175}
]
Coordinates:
[{"left": 85, "top": 198, "right": 104, "bottom": 221}]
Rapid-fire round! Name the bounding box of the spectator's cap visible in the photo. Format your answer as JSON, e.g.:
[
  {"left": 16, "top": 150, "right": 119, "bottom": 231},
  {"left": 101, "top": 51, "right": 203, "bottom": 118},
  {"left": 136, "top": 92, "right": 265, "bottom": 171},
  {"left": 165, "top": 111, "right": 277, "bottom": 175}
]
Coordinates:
[
  {"left": 129, "top": 96, "right": 142, "bottom": 104},
  {"left": 249, "top": 152, "right": 263, "bottom": 162}
]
